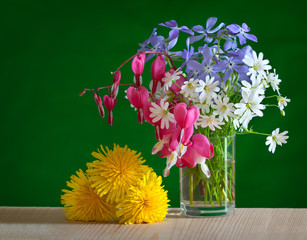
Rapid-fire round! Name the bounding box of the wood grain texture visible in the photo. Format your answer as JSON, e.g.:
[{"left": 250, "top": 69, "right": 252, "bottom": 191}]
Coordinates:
[{"left": 0, "top": 208, "right": 306, "bottom": 240}]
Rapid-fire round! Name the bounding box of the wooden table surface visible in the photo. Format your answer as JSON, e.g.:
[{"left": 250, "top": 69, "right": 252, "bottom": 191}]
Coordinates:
[{"left": 0, "top": 207, "right": 306, "bottom": 240}]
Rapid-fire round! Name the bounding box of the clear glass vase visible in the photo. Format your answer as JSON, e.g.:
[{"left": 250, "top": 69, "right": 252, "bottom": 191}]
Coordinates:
[{"left": 180, "top": 135, "right": 235, "bottom": 217}]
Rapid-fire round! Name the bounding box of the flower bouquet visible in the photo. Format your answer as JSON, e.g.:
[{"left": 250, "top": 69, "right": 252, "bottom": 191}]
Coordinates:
[{"left": 80, "top": 17, "right": 290, "bottom": 217}]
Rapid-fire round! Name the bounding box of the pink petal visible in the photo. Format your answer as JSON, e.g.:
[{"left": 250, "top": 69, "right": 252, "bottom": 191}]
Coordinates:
[
  {"left": 142, "top": 101, "right": 155, "bottom": 125},
  {"left": 174, "top": 102, "right": 187, "bottom": 128},
  {"left": 151, "top": 55, "right": 166, "bottom": 94},
  {"left": 103, "top": 95, "right": 116, "bottom": 111},
  {"left": 131, "top": 53, "right": 145, "bottom": 76},
  {"left": 107, "top": 111, "right": 114, "bottom": 126},
  {"left": 126, "top": 86, "right": 149, "bottom": 109},
  {"left": 137, "top": 108, "right": 144, "bottom": 124},
  {"left": 181, "top": 146, "right": 197, "bottom": 168},
  {"left": 181, "top": 126, "right": 194, "bottom": 146},
  {"left": 169, "top": 127, "right": 181, "bottom": 152},
  {"left": 158, "top": 144, "right": 171, "bottom": 158},
  {"left": 184, "top": 105, "right": 200, "bottom": 128},
  {"left": 112, "top": 70, "right": 121, "bottom": 85},
  {"left": 191, "top": 134, "right": 214, "bottom": 159},
  {"left": 169, "top": 70, "right": 186, "bottom": 94}
]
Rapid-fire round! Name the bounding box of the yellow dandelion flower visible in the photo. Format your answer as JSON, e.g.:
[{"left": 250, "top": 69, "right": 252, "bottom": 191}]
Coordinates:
[
  {"left": 87, "top": 144, "right": 152, "bottom": 203},
  {"left": 116, "top": 171, "right": 170, "bottom": 224},
  {"left": 61, "top": 169, "right": 116, "bottom": 222}
]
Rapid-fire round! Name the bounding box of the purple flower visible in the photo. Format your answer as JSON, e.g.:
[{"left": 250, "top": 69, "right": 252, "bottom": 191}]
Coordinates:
[
  {"left": 224, "top": 46, "right": 253, "bottom": 81},
  {"left": 138, "top": 28, "right": 166, "bottom": 61},
  {"left": 159, "top": 20, "right": 194, "bottom": 50},
  {"left": 190, "top": 17, "right": 225, "bottom": 44},
  {"left": 223, "top": 36, "right": 238, "bottom": 51},
  {"left": 187, "top": 47, "right": 227, "bottom": 81},
  {"left": 227, "top": 23, "right": 257, "bottom": 45},
  {"left": 177, "top": 38, "right": 195, "bottom": 71}
]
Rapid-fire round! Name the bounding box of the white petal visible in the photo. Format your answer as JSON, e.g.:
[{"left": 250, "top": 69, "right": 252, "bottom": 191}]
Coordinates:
[{"left": 200, "top": 162, "right": 211, "bottom": 178}]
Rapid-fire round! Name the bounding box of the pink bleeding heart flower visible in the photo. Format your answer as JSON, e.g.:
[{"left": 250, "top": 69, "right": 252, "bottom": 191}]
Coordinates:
[
  {"left": 111, "top": 71, "right": 121, "bottom": 99},
  {"left": 166, "top": 68, "right": 186, "bottom": 94},
  {"left": 131, "top": 53, "right": 145, "bottom": 76},
  {"left": 126, "top": 86, "right": 149, "bottom": 124},
  {"left": 151, "top": 54, "right": 166, "bottom": 94},
  {"left": 173, "top": 102, "right": 199, "bottom": 148},
  {"left": 179, "top": 134, "right": 214, "bottom": 178},
  {"left": 180, "top": 126, "right": 193, "bottom": 146},
  {"left": 174, "top": 102, "right": 200, "bottom": 129},
  {"left": 155, "top": 121, "right": 176, "bottom": 141},
  {"left": 142, "top": 101, "right": 155, "bottom": 125},
  {"left": 126, "top": 86, "right": 149, "bottom": 109},
  {"left": 112, "top": 70, "right": 121, "bottom": 85},
  {"left": 132, "top": 54, "right": 145, "bottom": 87},
  {"left": 111, "top": 84, "right": 119, "bottom": 99},
  {"left": 103, "top": 95, "right": 117, "bottom": 126},
  {"left": 93, "top": 93, "right": 105, "bottom": 118},
  {"left": 103, "top": 95, "right": 116, "bottom": 111}
]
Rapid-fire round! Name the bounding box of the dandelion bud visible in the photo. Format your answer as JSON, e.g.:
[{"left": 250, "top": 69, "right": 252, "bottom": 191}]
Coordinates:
[{"left": 131, "top": 53, "right": 145, "bottom": 76}]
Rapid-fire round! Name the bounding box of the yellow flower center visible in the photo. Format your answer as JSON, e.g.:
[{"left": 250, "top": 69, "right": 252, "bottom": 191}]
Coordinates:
[
  {"left": 221, "top": 105, "right": 227, "bottom": 112},
  {"left": 253, "top": 62, "right": 262, "bottom": 71},
  {"left": 280, "top": 99, "right": 285, "bottom": 104},
  {"left": 188, "top": 83, "right": 194, "bottom": 89},
  {"left": 205, "top": 85, "right": 211, "bottom": 92}
]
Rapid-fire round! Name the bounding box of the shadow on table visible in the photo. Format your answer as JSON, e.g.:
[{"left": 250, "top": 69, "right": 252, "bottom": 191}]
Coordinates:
[
  {"left": 0, "top": 208, "right": 116, "bottom": 225},
  {"left": 0, "top": 207, "right": 185, "bottom": 224}
]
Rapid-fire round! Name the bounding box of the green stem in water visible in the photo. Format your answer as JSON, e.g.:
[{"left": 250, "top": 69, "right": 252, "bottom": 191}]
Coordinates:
[
  {"left": 189, "top": 169, "right": 193, "bottom": 206},
  {"left": 204, "top": 181, "right": 207, "bottom": 205}
]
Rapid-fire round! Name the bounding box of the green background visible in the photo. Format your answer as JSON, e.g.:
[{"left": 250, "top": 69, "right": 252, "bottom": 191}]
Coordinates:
[{"left": 1, "top": 0, "right": 306, "bottom": 208}]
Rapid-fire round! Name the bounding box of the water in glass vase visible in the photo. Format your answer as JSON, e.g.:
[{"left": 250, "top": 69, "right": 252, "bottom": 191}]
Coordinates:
[{"left": 180, "top": 135, "right": 235, "bottom": 217}]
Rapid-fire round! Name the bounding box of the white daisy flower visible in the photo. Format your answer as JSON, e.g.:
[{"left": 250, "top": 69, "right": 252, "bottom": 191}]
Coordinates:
[
  {"left": 212, "top": 96, "right": 236, "bottom": 122},
  {"left": 241, "top": 77, "right": 265, "bottom": 96},
  {"left": 180, "top": 78, "right": 199, "bottom": 99},
  {"left": 195, "top": 75, "right": 220, "bottom": 102},
  {"left": 149, "top": 99, "right": 174, "bottom": 129},
  {"left": 162, "top": 68, "right": 183, "bottom": 91},
  {"left": 197, "top": 114, "right": 225, "bottom": 131},
  {"left": 243, "top": 51, "right": 272, "bottom": 81},
  {"left": 278, "top": 96, "right": 290, "bottom": 111},
  {"left": 195, "top": 98, "right": 213, "bottom": 114},
  {"left": 235, "top": 90, "right": 265, "bottom": 119},
  {"left": 266, "top": 69, "right": 281, "bottom": 93},
  {"left": 265, "top": 128, "right": 289, "bottom": 153},
  {"left": 232, "top": 115, "right": 241, "bottom": 130}
]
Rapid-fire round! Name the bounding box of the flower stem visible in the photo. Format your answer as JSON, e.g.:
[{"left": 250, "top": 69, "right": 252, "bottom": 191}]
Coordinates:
[
  {"left": 189, "top": 169, "right": 193, "bottom": 206},
  {"left": 236, "top": 130, "right": 270, "bottom": 136},
  {"left": 264, "top": 95, "right": 279, "bottom": 99},
  {"left": 82, "top": 84, "right": 134, "bottom": 94}
]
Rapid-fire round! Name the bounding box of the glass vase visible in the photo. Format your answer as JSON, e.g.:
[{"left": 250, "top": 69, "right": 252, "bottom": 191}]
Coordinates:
[{"left": 180, "top": 135, "right": 235, "bottom": 217}]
